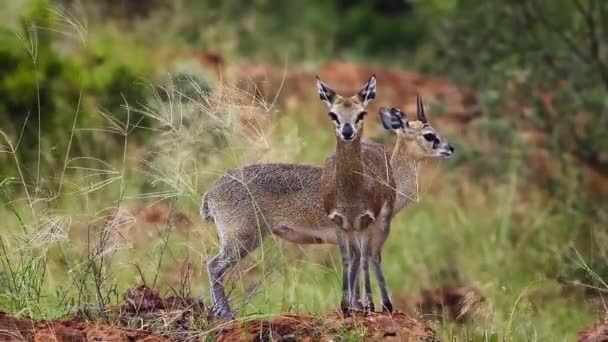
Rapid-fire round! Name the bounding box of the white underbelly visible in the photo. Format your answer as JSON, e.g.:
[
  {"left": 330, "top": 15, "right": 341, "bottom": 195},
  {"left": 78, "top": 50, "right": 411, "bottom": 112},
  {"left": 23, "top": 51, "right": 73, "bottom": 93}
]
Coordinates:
[{"left": 273, "top": 224, "right": 338, "bottom": 244}]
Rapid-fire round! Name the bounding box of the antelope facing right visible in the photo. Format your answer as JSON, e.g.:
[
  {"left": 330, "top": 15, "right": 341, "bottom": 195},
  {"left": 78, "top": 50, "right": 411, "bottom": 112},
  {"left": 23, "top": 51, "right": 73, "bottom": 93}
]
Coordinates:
[{"left": 316, "top": 75, "right": 395, "bottom": 314}]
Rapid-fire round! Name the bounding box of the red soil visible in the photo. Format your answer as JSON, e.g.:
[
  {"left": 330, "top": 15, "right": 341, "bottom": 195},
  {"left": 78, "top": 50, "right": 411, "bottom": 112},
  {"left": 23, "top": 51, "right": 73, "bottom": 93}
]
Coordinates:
[
  {"left": 0, "top": 311, "right": 168, "bottom": 342},
  {"left": 579, "top": 312, "right": 608, "bottom": 342},
  {"left": 116, "top": 284, "right": 208, "bottom": 337},
  {"left": 0, "top": 286, "right": 438, "bottom": 341},
  {"left": 0, "top": 285, "right": 207, "bottom": 342},
  {"left": 218, "top": 311, "right": 438, "bottom": 342}
]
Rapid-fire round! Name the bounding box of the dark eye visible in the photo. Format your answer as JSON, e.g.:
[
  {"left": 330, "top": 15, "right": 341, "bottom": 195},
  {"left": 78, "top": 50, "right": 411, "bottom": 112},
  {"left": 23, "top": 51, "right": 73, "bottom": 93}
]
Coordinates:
[
  {"left": 423, "top": 133, "right": 436, "bottom": 142},
  {"left": 329, "top": 112, "right": 339, "bottom": 122},
  {"left": 355, "top": 111, "right": 367, "bottom": 123}
]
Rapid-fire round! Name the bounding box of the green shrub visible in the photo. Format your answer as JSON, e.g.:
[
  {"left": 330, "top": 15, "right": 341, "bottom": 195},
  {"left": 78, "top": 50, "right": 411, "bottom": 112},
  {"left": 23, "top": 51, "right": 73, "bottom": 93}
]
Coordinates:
[
  {"left": 422, "top": 0, "right": 608, "bottom": 288},
  {"left": 0, "top": 0, "right": 153, "bottom": 184},
  {"left": 424, "top": 0, "right": 608, "bottom": 179}
]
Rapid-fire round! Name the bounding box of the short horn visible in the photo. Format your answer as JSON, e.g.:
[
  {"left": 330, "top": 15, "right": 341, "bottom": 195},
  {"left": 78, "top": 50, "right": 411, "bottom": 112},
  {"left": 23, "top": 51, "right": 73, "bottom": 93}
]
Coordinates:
[{"left": 416, "top": 94, "right": 427, "bottom": 123}]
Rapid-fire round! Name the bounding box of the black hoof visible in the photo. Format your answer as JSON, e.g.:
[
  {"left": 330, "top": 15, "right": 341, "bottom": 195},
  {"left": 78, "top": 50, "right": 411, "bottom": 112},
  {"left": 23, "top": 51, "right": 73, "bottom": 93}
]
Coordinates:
[
  {"left": 341, "top": 306, "right": 353, "bottom": 316},
  {"left": 382, "top": 301, "right": 393, "bottom": 313},
  {"left": 364, "top": 301, "right": 375, "bottom": 314},
  {"left": 341, "top": 300, "right": 352, "bottom": 316}
]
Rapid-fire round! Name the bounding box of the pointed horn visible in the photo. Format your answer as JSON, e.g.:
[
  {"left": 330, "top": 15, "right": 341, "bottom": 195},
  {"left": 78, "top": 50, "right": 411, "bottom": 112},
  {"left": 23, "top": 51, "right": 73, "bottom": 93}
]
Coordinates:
[{"left": 416, "top": 94, "right": 427, "bottom": 123}]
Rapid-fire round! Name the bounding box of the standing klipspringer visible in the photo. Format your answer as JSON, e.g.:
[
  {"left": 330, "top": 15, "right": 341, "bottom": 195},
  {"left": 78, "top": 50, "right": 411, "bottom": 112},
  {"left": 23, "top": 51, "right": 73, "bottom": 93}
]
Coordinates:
[{"left": 317, "top": 75, "right": 395, "bottom": 314}]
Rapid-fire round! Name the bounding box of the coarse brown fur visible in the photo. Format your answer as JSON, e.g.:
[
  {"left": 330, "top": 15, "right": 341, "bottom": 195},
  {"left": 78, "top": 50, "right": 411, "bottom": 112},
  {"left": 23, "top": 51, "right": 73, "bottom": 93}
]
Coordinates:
[{"left": 321, "top": 127, "right": 395, "bottom": 231}]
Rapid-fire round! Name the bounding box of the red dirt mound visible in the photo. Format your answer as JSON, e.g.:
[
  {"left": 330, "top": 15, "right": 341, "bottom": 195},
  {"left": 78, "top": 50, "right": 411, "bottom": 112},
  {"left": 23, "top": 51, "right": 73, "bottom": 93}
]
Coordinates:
[
  {"left": 120, "top": 285, "right": 206, "bottom": 314},
  {"left": 0, "top": 311, "right": 168, "bottom": 342},
  {"left": 0, "top": 290, "right": 437, "bottom": 342},
  {"left": 117, "top": 285, "right": 208, "bottom": 336},
  {"left": 217, "top": 311, "right": 438, "bottom": 342},
  {"left": 0, "top": 286, "right": 207, "bottom": 342},
  {"left": 396, "top": 286, "right": 485, "bottom": 323},
  {"left": 579, "top": 312, "right": 608, "bottom": 342}
]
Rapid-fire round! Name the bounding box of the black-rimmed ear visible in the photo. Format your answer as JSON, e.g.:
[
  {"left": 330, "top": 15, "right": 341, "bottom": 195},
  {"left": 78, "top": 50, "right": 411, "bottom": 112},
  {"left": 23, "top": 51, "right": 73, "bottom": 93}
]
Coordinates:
[
  {"left": 356, "top": 75, "right": 376, "bottom": 107},
  {"left": 316, "top": 76, "right": 336, "bottom": 108},
  {"left": 379, "top": 107, "right": 407, "bottom": 131},
  {"left": 416, "top": 94, "right": 427, "bottom": 123}
]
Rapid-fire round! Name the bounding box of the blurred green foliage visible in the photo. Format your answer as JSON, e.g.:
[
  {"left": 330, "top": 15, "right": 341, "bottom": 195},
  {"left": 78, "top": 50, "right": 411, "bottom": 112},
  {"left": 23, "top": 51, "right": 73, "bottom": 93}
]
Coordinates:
[
  {"left": 427, "top": 0, "right": 608, "bottom": 175},
  {"left": 411, "top": 0, "right": 608, "bottom": 286},
  {"left": 423, "top": 0, "right": 608, "bottom": 286},
  {"left": 0, "top": 0, "right": 152, "bottom": 180},
  {"left": 81, "top": 0, "right": 430, "bottom": 63}
]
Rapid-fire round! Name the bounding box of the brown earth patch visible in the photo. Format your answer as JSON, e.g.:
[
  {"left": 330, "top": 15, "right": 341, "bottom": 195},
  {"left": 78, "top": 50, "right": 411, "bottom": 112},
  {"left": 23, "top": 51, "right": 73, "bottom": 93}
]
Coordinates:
[
  {"left": 0, "top": 285, "right": 437, "bottom": 341},
  {"left": 217, "top": 311, "right": 438, "bottom": 342},
  {"left": 579, "top": 312, "right": 608, "bottom": 342},
  {"left": 115, "top": 285, "right": 208, "bottom": 340},
  {"left": 0, "top": 311, "right": 168, "bottom": 342},
  {"left": 0, "top": 285, "right": 206, "bottom": 342}
]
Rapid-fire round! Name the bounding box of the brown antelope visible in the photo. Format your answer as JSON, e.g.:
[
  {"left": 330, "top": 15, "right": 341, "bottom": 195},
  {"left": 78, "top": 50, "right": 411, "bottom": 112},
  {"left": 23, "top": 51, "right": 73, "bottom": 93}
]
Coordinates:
[
  {"left": 202, "top": 94, "right": 453, "bottom": 318},
  {"left": 316, "top": 75, "right": 396, "bottom": 314},
  {"left": 273, "top": 97, "right": 453, "bottom": 313}
]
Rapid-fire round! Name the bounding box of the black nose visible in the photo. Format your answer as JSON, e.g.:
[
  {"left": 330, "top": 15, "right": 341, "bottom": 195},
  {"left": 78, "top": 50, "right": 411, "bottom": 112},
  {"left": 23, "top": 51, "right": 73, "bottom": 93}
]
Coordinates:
[
  {"left": 341, "top": 124, "right": 354, "bottom": 140},
  {"left": 449, "top": 145, "right": 454, "bottom": 153}
]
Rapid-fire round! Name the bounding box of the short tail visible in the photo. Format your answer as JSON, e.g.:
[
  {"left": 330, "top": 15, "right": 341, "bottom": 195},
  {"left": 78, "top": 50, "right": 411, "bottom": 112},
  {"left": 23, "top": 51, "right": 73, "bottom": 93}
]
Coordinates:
[{"left": 200, "top": 193, "right": 215, "bottom": 224}]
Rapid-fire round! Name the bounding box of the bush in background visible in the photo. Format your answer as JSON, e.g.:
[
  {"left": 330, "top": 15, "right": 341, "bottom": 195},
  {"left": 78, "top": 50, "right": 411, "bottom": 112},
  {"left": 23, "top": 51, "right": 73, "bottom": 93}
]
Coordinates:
[
  {"left": 0, "top": 0, "right": 152, "bottom": 185},
  {"left": 424, "top": 0, "right": 608, "bottom": 285}
]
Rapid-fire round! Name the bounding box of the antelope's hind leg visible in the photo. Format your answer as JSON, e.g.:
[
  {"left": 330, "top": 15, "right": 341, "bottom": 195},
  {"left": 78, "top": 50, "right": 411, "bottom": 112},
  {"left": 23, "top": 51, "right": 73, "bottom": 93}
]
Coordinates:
[
  {"left": 207, "top": 220, "right": 264, "bottom": 319},
  {"left": 372, "top": 218, "right": 393, "bottom": 313},
  {"left": 207, "top": 251, "right": 236, "bottom": 319}
]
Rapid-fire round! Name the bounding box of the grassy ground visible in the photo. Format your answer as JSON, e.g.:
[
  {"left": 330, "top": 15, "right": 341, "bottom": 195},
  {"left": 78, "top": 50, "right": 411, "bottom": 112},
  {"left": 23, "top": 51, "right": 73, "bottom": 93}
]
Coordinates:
[{"left": 1, "top": 99, "right": 602, "bottom": 340}]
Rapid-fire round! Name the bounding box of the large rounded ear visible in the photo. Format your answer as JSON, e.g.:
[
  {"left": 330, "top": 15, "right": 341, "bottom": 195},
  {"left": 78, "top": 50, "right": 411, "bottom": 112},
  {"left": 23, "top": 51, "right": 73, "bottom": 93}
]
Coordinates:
[
  {"left": 416, "top": 94, "right": 428, "bottom": 123},
  {"left": 356, "top": 75, "right": 376, "bottom": 107},
  {"left": 379, "top": 107, "right": 408, "bottom": 132},
  {"left": 316, "top": 76, "right": 336, "bottom": 108}
]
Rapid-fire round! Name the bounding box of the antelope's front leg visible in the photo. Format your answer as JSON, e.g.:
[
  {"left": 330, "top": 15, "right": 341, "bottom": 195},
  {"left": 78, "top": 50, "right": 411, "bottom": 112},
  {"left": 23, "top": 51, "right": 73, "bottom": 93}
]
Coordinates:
[
  {"left": 347, "top": 237, "right": 363, "bottom": 311},
  {"left": 336, "top": 229, "right": 353, "bottom": 315},
  {"left": 361, "top": 228, "right": 375, "bottom": 313}
]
